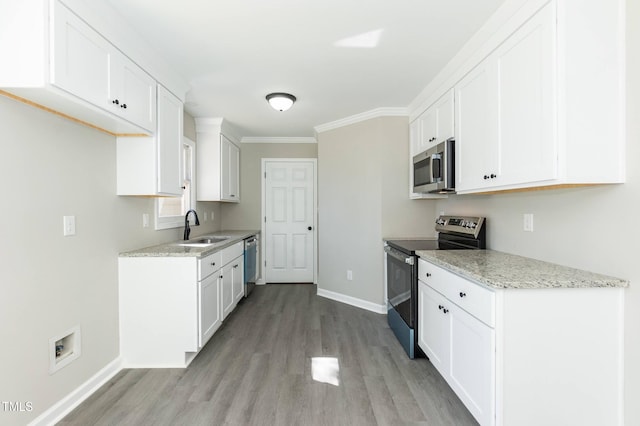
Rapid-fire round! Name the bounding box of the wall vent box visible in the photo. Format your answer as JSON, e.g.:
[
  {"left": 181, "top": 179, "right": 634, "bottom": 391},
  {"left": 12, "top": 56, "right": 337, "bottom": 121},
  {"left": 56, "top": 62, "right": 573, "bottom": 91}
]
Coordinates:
[{"left": 49, "top": 326, "right": 81, "bottom": 374}]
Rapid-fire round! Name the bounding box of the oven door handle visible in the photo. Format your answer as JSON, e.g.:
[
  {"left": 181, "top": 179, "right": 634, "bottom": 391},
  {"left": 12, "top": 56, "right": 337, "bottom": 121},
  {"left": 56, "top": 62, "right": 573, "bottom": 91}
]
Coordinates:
[{"left": 384, "top": 246, "right": 415, "bottom": 266}]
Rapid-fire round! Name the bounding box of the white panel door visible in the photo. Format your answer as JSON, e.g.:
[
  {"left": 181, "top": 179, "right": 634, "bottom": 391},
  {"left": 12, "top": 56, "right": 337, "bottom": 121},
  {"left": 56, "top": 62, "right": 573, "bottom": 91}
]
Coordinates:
[
  {"left": 449, "top": 303, "right": 495, "bottom": 426},
  {"left": 51, "top": 0, "right": 111, "bottom": 108},
  {"left": 418, "top": 281, "right": 450, "bottom": 376},
  {"left": 232, "top": 256, "right": 244, "bottom": 303},
  {"left": 199, "top": 273, "right": 220, "bottom": 348},
  {"left": 156, "top": 85, "right": 183, "bottom": 195},
  {"left": 495, "top": 3, "right": 556, "bottom": 186},
  {"left": 265, "top": 161, "right": 315, "bottom": 283}
]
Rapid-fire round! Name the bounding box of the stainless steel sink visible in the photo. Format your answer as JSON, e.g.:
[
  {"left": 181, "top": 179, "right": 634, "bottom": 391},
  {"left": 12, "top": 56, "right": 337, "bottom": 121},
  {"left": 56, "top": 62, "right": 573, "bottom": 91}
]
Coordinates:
[{"left": 176, "top": 236, "right": 229, "bottom": 247}]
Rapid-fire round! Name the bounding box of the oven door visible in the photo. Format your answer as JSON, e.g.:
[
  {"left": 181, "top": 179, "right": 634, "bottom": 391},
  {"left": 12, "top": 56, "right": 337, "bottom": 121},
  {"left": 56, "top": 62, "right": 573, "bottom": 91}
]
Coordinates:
[{"left": 384, "top": 246, "right": 415, "bottom": 328}]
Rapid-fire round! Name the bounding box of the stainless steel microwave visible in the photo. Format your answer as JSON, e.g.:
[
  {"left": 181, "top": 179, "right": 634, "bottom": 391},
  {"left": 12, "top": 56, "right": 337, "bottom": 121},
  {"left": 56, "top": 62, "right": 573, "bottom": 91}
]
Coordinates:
[{"left": 412, "top": 138, "right": 455, "bottom": 194}]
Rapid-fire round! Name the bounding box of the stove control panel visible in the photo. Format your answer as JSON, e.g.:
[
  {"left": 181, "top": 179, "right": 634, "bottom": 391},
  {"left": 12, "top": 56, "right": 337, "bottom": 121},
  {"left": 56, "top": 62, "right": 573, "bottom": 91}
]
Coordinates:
[{"left": 435, "top": 215, "right": 485, "bottom": 237}]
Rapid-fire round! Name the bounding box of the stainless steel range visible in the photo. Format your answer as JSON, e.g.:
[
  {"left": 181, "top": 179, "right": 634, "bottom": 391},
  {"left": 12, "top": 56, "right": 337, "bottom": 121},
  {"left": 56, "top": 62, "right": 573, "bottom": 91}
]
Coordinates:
[{"left": 384, "top": 215, "right": 486, "bottom": 358}]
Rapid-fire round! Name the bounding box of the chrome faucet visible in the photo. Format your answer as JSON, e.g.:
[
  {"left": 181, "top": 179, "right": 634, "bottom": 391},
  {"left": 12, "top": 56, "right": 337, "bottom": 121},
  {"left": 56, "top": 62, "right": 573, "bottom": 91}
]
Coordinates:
[{"left": 183, "top": 209, "right": 200, "bottom": 240}]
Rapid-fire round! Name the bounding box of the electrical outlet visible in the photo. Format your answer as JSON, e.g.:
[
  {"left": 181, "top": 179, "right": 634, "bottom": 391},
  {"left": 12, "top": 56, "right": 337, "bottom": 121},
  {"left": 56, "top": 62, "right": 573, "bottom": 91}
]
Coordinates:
[
  {"left": 347, "top": 270, "right": 353, "bottom": 281},
  {"left": 142, "top": 213, "right": 150, "bottom": 228},
  {"left": 523, "top": 214, "right": 534, "bottom": 232},
  {"left": 203, "top": 211, "right": 208, "bottom": 222},
  {"left": 63, "top": 216, "right": 76, "bottom": 236},
  {"left": 211, "top": 211, "right": 215, "bottom": 221}
]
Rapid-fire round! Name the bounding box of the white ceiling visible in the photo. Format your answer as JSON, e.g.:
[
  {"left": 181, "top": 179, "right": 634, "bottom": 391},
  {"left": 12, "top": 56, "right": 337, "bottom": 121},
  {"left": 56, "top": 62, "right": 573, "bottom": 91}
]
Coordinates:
[{"left": 105, "top": 0, "right": 505, "bottom": 139}]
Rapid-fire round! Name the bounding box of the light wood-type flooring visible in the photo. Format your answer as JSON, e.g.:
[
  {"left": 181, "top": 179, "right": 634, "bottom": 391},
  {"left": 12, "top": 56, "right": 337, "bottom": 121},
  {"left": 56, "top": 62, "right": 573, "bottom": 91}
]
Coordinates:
[{"left": 59, "top": 284, "right": 477, "bottom": 425}]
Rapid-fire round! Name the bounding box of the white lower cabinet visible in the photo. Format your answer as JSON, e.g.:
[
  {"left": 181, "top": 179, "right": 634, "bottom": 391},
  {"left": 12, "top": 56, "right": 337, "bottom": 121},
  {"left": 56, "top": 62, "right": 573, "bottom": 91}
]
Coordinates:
[
  {"left": 119, "top": 242, "right": 244, "bottom": 368},
  {"left": 220, "top": 262, "right": 234, "bottom": 319},
  {"left": 220, "top": 241, "right": 244, "bottom": 319},
  {"left": 418, "top": 279, "right": 495, "bottom": 426},
  {"left": 198, "top": 256, "right": 221, "bottom": 348},
  {"left": 418, "top": 258, "right": 624, "bottom": 426},
  {"left": 448, "top": 302, "right": 495, "bottom": 425},
  {"left": 232, "top": 256, "right": 245, "bottom": 304}
]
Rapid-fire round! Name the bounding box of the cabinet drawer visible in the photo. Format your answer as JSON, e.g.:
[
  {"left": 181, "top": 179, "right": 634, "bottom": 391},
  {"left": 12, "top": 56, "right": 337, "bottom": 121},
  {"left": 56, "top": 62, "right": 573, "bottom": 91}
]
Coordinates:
[
  {"left": 419, "top": 259, "right": 495, "bottom": 327},
  {"left": 221, "top": 241, "right": 244, "bottom": 265},
  {"left": 199, "top": 252, "right": 221, "bottom": 280}
]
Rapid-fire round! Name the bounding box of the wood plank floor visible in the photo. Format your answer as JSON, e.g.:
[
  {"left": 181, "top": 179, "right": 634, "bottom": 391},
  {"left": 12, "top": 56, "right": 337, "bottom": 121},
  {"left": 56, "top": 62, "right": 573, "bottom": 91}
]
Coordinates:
[{"left": 59, "top": 284, "right": 478, "bottom": 426}]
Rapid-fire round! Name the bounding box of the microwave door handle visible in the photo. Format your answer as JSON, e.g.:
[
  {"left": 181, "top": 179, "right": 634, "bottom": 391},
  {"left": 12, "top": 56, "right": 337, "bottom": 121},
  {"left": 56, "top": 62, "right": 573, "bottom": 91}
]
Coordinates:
[{"left": 430, "top": 153, "right": 442, "bottom": 181}]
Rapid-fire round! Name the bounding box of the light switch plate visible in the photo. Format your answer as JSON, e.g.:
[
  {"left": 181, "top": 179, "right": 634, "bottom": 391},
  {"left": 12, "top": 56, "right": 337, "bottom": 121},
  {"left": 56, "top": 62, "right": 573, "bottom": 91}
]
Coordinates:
[
  {"left": 63, "top": 216, "right": 76, "bottom": 236},
  {"left": 523, "top": 214, "right": 534, "bottom": 232},
  {"left": 142, "top": 213, "right": 150, "bottom": 228}
]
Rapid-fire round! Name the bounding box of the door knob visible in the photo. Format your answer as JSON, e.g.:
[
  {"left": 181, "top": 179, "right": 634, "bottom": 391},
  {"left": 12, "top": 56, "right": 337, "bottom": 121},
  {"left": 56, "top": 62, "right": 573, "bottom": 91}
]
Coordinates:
[{"left": 308, "top": 226, "right": 312, "bottom": 231}]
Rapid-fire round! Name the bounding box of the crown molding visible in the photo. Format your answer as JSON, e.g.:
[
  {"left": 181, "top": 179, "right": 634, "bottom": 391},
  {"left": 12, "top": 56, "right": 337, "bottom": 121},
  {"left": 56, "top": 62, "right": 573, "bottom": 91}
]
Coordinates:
[
  {"left": 240, "top": 136, "right": 317, "bottom": 144},
  {"left": 314, "top": 107, "right": 409, "bottom": 134}
]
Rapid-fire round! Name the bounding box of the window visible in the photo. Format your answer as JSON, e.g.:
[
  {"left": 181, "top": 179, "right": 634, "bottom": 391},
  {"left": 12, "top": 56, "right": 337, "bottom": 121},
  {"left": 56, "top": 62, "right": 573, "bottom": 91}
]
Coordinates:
[{"left": 155, "top": 137, "right": 196, "bottom": 230}]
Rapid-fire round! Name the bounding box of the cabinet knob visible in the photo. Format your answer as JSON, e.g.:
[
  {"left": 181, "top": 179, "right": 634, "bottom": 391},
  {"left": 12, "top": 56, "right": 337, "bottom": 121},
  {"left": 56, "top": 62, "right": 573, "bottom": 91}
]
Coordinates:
[
  {"left": 490, "top": 173, "right": 497, "bottom": 179},
  {"left": 112, "top": 99, "right": 119, "bottom": 105},
  {"left": 459, "top": 292, "right": 466, "bottom": 298},
  {"left": 233, "top": 264, "right": 239, "bottom": 268},
  {"left": 308, "top": 226, "right": 313, "bottom": 231},
  {"left": 483, "top": 175, "right": 489, "bottom": 180},
  {"left": 121, "top": 103, "right": 127, "bottom": 109},
  {"left": 426, "top": 273, "right": 431, "bottom": 278},
  {"left": 220, "top": 275, "right": 223, "bottom": 279},
  {"left": 443, "top": 308, "right": 449, "bottom": 314},
  {"left": 230, "top": 194, "right": 236, "bottom": 197},
  {"left": 438, "top": 305, "right": 443, "bottom": 310},
  {"left": 211, "top": 262, "right": 216, "bottom": 266}
]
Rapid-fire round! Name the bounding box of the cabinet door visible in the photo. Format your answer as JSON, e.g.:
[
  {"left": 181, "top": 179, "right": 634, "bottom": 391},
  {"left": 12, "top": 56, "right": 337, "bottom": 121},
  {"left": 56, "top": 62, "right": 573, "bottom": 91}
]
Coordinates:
[
  {"left": 419, "top": 108, "right": 437, "bottom": 150},
  {"left": 110, "top": 55, "right": 157, "bottom": 132},
  {"left": 221, "top": 135, "right": 240, "bottom": 201},
  {"left": 455, "top": 60, "right": 498, "bottom": 192},
  {"left": 418, "top": 281, "right": 450, "bottom": 376},
  {"left": 449, "top": 303, "right": 495, "bottom": 426},
  {"left": 494, "top": 3, "right": 556, "bottom": 186},
  {"left": 436, "top": 89, "right": 454, "bottom": 143},
  {"left": 221, "top": 263, "right": 235, "bottom": 319},
  {"left": 409, "top": 119, "right": 421, "bottom": 157},
  {"left": 232, "top": 256, "right": 245, "bottom": 304},
  {"left": 51, "top": 0, "right": 111, "bottom": 108},
  {"left": 199, "top": 273, "right": 221, "bottom": 348},
  {"left": 156, "top": 85, "right": 183, "bottom": 195}
]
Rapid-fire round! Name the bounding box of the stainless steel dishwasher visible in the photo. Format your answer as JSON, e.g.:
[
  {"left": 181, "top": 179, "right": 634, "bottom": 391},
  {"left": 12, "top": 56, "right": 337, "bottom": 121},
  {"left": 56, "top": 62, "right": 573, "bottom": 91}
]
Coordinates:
[{"left": 243, "top": 235, "right": 258, "bottom": 297}]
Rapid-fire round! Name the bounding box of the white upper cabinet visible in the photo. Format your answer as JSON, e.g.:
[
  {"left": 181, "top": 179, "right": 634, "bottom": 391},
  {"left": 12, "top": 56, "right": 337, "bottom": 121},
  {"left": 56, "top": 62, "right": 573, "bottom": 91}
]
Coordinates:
[
  {"left": 1, "top": 0, "right": 168, "bottom": 136},
  {"left": 196, "top": 118, "right": 241, "bottom": 203},
  {"left": 456, "top": 3, "right": 555, "bottom": 193},
  {"left": 50, "top": 0, "right": 112, "bottom": 110},
  {"left": 413, "top": 89, "right": 455, "bottom": 155},
  {"left": 108, "top": 54, "right": 157, "bottom": 133},
  {"left": 156, "top": 86, "right": 183, "bottom": 195},
  {"left": 414, "top": 0, "right": 625, "bottom": 195},
  {"left": 455, "top": 61, "right": 497, "bottom": 192},
  {"left": 221, "top": 135, "right": 240, "bottom": 201},
  {"left": 116, "top": 85, "right": 183, "bottom": 196}
]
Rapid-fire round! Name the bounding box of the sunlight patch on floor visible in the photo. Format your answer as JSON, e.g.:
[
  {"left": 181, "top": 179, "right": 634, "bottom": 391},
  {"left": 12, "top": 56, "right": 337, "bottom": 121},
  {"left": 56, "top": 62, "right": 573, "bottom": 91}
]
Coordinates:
[{"left": 311, "top": 357, "right": 340, "bottom": 386}]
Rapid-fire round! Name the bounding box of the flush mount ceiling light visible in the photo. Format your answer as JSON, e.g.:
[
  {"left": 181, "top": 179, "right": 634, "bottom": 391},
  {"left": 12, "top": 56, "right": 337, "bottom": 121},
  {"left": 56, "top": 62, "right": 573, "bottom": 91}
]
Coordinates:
[{"left": 266, "top": 92, "right": 296, "bottom": 111}]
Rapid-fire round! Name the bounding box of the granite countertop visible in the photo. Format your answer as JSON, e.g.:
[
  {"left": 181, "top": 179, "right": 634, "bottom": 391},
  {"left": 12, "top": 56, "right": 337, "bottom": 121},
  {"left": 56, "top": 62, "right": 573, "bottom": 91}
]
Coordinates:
[
  {"left": 416, "top": 249, "right": 629, "bottom": 290},
  {"left": 120, "top": 230, "right": 260, "bottom": 258}
]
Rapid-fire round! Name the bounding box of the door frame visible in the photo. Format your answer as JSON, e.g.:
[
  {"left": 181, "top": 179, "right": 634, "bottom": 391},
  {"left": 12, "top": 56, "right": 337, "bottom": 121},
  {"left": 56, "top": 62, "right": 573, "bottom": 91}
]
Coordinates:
[{"left": 260, "top": 158, "right": 318, "bottom": 284}]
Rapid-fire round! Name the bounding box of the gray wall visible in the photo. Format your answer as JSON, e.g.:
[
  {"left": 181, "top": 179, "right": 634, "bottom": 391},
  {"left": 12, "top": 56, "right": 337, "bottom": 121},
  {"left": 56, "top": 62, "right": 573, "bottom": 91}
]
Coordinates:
[
  {"left": 220, "top": 142, "right": 318, "bottom": 230},
  {"left": 317, "top": 116, "right": 437, "bottom": 306},
  {"left": 0, "top": 99, "right": 219, "bottom": 425}
]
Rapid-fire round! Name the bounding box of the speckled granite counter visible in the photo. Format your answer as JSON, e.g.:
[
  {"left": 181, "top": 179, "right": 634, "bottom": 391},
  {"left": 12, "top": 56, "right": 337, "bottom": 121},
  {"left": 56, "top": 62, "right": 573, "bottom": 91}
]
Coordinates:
[
  {"left": 119, "top": 230, "right": 259, "bottom": 258},
  {"left": 416, "top": 249, "right": 628, "bottom": 289}
]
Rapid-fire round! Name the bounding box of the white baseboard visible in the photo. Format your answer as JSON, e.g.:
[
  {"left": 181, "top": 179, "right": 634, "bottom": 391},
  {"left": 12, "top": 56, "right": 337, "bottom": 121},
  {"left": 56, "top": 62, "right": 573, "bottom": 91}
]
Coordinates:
[
  {"left": 316, "top": 288, "right": 387, "bottom": 314},
  {"left": 29, "top": 357, "right": 123, "bottom": 426}
]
